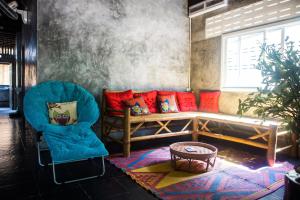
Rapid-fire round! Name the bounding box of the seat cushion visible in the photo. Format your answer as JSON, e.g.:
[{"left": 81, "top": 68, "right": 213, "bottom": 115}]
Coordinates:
[
  {"left": 23, "top": 81, "right": 99, "bottom": 132},
  {"left": 44, "top": 126, "right": 108, "bottom": 164}
]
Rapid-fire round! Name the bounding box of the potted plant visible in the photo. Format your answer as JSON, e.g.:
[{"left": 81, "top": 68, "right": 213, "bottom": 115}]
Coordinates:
[{"left": 237, "top": 40, "right": 300, "bottom": 157}]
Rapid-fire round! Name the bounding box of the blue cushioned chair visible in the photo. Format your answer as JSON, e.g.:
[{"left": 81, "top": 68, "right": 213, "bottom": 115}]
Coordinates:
[{"left": 23, "top": 81, "right": 108, "bottom": 184}]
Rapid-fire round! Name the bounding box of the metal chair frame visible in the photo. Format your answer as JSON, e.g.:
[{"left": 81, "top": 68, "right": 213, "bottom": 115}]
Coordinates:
[{"left": 36, "top": 131, "right": 106, "bottom": 185}]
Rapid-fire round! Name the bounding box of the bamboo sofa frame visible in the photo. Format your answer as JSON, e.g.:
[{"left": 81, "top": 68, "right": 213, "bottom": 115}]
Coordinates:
[{"left": 101, "top": 89, "right": 295, "bottom": 166}]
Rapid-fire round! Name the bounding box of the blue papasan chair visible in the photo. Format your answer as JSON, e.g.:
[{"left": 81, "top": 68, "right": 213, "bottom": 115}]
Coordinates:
[{"left": 23, "top": 81, "right": 108, "bottom": 184}]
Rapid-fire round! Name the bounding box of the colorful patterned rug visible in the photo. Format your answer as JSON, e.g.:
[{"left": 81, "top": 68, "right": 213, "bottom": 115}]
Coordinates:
[{"left": 108, "top": 147, "right": 293, "bottom": 200}]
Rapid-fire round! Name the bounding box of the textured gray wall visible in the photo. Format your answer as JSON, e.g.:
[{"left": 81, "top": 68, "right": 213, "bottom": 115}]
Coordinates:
[
  {"left": 37, "top": 0, "right": 189, "bottom": 96},
  {"left": 190, "top": 0, "right": 260, "bottom": 116},
  {"left": 191, "top": 37, "right": 221, "bottom": 91}
]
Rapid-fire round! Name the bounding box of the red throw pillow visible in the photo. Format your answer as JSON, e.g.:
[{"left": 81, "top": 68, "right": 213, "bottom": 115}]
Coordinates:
[
  {"left": 124, "top": 97, "right": 150, "bottom": 116},
  {"left": 104, "top": 90, "right": 133, "bottom": 115},
  {"left": 158, "top": 91, "right": 180, "bottom": 111},
  {"left": 199, "top": 90, "right": 220, "bottom": 113},
  {"left": 176, "top": 92, "right": 198, "bottom": 112},
  {"left": 133, "top": 90, "right": 158, "bottom": 113},
  {"left": 157, "top": 94, "right": 179, "bottom": 113},
  {"left": 158, "top": 91, "right": 176, "bottom": 96}
]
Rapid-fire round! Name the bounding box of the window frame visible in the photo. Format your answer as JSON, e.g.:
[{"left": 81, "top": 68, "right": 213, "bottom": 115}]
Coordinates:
[{"left": 221, "top": 17, "right": 300, "bottom": 92}]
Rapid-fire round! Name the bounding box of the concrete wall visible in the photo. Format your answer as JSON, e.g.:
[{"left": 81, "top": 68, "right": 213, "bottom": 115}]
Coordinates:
[
  {"left": 37, "top": 0, "right": 190, "bottom": 98},
  {"left": 190, "top": 0, "right": 260, "bottom": 116}
]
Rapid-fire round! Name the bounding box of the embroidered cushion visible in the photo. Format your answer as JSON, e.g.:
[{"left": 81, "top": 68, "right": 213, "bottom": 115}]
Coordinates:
[
  {"left": 158, "top": 91, "right": 180, "bottom": 111},
  {"left": 47, "top": 101, "right": 77, "bottom": 125},
  {"left": 124, "top": 97, "right": 150, "bottom": 116},
  {"left": 133, "top": 90, "right": 158, "bottom": 113},
  {"left": 105, "top": 90, "right": 133, "bottom": 115},
  {"left": 157, "top": 94, "right": 179, "bottom": 113},
  {"left": 176, "top": 92, "right": 198, "bottom": 112},
  {"left": 199, "top": 90, "right": 220, "bottom": 113}
]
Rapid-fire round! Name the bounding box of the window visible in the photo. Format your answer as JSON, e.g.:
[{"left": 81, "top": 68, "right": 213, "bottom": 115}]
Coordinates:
[
  {"left": 221, "top": 19, "right": 300, "bottom": 90},
  {"left": 0, "top": 64, "right": 10, "bottom": 85}
]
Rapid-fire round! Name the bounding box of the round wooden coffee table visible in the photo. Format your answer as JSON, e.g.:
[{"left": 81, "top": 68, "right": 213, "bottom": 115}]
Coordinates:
[{"left": 170, "top": 142, "right": 218, "bottom": 172}]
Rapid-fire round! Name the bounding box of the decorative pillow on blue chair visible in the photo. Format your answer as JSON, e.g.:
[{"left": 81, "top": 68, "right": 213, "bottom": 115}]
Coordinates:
[{"left": 47, "top": 101, "right": 78, "bottom": 125}]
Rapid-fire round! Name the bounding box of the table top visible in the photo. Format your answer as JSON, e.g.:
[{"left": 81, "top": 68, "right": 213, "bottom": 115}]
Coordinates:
[{"left": 170, "top": 142, "right": 218, "bottom": 160}]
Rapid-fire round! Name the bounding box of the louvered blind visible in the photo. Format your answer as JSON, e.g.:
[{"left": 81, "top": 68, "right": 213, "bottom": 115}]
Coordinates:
[{"left": 206, "top": 0, "right": 300, "bottom": 39}]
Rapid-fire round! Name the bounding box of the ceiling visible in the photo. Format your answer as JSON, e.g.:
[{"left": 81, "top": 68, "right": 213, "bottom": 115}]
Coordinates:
[{"left": 0, "top": 0, "right": 25, "bottom": 33}]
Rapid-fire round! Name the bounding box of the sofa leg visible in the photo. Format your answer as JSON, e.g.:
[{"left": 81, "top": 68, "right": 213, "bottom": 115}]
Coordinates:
[
  {"left": 267, "top": 125, "right": 278, "bottom": 166},
  {"left": 123, "top": 142, "right": 130, "bottom": 157},
  {"left": 123, "top": 108, "right": 131, "bottom": 157},
  {"left": 192, "top": 118, "right": 199, "bottom": 141}
]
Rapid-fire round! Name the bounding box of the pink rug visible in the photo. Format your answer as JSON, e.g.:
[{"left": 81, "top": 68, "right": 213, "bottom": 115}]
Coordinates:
[{"left": 108, "top": 147, "right": 293, "bottom": 200}]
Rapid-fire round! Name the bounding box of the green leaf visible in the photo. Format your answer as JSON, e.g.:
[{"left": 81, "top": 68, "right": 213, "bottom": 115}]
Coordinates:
[{"left": 237, "top": 39, "right": 300, "bottom": 135}]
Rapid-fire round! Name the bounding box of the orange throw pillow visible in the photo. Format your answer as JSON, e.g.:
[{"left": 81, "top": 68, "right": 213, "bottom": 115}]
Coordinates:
[
  {"left": 124, "top": 97, "right": 150, "bottom": 116},
  {"left": 157, "top": 94, "right": 179, "bottom": 113},
  {"left": 158, "top": 91, "right": 180, "bottom": 111},
  {"left": 133, "top": 90, "right": 158, "bottom": 113}
]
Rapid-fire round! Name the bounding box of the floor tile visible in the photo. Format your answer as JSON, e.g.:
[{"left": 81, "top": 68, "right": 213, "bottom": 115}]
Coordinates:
[
  {"left": 0, "top": 180, "right": 39, "bottom": 200},
  {"left": 40, "top": 183, "right": 89, "bottom": 200},
  {"left": 80, "top": 177, "right": 128, "bottom": 199}
]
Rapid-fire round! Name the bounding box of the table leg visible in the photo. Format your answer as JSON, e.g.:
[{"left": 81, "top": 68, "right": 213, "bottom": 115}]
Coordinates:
[
  {"left": 171, "top": 154, "right": 176, "bottom": 169},
  {"left": 212, "top": 156, "right": 217, "bottom": 167},
  {"left": 206, "top": 158, "right": 210, "bottom": 171}
]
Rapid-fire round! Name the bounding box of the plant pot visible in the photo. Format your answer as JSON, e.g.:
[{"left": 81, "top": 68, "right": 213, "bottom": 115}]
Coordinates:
[
  {"left": 284, "top": 170, "right": 300, "bottom": 200},
  {"left": 295, "top": 165, "right": 300, "bottom": 174}
]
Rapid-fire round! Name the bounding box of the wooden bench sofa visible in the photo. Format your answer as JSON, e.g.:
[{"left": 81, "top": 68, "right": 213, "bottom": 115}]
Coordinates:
[{"left": 101, "top": 89, "right": 295, "bottom": 166}]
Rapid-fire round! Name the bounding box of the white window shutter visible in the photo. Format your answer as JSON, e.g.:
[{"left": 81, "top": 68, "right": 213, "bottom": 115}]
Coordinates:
[{"left": 206, "top": 0, "right": 300, "bottom": 39}]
